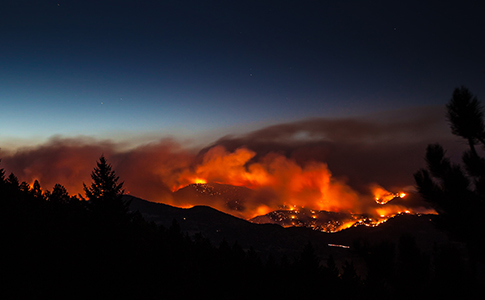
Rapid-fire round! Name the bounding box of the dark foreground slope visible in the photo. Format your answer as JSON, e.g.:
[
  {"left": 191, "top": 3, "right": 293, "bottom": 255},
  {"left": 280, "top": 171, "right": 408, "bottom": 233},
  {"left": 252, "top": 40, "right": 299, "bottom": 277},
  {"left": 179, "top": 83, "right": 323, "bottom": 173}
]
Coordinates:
[
  {"left": 127, "top": 195, "right": 454, "bottom": 262},
  {"left": 1, "top": 188, "right": 479, "bottom": 299},
  {"left": 128, "top": 195, "right": 482, "bottom": 298}
]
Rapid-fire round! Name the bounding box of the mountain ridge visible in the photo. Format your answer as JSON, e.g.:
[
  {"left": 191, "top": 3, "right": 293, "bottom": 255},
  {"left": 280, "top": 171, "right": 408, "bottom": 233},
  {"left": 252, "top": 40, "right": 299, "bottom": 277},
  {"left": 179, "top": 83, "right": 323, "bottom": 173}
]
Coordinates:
[{"left": 125, "top": 194, "right": 454, "bottom": 267}]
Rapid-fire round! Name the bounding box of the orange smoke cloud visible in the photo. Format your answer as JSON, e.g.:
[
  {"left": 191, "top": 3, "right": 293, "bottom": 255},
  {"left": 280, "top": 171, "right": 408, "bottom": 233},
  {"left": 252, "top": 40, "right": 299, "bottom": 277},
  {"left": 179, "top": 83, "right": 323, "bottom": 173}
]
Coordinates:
[
  {"left": 174, "top": 146, "right": 267, "bottom": 190},
  {"left": 0, "top": 108, "right": 446, "bottom": 220},
  {"left": 169, "top": 146, "right": 361, "bottom": 218},
  {"left": 0, "top": 137, "right": 114, "bottom": 197},
  {"left": 0, "top": 138, "right": 366, "bottom": 219},
  {"left": 0, "top": 137, "right": 197, "bottom": 202}
]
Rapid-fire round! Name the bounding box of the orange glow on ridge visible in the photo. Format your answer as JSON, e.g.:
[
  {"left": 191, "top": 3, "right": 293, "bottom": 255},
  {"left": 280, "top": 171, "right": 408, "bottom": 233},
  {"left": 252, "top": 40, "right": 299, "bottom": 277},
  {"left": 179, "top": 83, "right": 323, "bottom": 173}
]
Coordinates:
[
  {"left": 5, "top": 141, "right": 431, "bottom": 231},
  {"left": 168, "top": 146, "right": 363, "bottom": 219}
]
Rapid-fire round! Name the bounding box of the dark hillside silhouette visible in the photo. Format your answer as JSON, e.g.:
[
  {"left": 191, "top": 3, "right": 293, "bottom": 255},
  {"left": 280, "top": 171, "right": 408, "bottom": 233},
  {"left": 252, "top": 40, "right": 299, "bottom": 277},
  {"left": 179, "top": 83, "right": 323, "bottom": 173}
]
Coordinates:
[{"left": 0, "top": 146, "right": 480, "bottom": 298}]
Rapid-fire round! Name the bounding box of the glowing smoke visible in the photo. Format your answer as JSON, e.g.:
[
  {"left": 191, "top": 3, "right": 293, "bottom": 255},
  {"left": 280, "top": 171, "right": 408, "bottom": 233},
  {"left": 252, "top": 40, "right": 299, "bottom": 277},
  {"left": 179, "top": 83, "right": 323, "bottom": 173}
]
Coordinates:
[{"left": 0, "top": 107, "right": 453, "bottom": 219}]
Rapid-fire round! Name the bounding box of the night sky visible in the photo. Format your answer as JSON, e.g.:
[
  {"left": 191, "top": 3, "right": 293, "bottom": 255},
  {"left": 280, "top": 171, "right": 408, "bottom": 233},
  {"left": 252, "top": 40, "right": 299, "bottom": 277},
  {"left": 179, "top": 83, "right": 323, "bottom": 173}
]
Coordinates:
[
  {"left": 1, "top": 0, "right": 485, "bottom": 206},
  {"left": 2, "top": 0, "right": 484, "bottom": 145}
]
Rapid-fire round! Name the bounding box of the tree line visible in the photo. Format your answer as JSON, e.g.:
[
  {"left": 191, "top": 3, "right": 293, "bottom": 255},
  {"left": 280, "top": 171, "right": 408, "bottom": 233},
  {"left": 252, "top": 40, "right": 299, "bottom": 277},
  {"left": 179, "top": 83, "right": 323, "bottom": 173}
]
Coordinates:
[
  {"left": 1, "top": 155, "right": 365, "bottom": 298},
  {"left": 414, "top": 86, "right": 485, "bottom": 264},
  {"left": 1, "top": 87, "right": 483, "bottom": 298}
]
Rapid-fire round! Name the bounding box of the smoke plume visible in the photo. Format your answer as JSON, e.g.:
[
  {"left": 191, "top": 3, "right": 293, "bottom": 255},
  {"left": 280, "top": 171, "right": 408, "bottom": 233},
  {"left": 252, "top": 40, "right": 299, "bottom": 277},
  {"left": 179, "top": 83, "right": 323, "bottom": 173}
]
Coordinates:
[{"left": 0, "top": 106, "right": 459, "bottom": 219}]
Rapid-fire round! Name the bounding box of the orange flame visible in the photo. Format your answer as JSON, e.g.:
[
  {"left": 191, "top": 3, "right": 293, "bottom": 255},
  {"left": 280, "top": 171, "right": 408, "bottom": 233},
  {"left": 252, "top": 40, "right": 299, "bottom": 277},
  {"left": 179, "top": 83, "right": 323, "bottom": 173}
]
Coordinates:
[
  {"left": 3, "top": 139, "right": 431, "bottom": 226},
  {"left": 371, "top": 184, "right": 406, "bottom": 205},
  {"left": 169, "top": 146, "right": 361, "bottom": 218}
]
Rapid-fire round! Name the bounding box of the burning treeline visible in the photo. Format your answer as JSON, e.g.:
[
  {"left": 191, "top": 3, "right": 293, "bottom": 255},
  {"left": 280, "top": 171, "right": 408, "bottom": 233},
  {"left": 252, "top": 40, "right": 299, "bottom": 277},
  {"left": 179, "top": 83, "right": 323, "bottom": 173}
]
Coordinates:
[{"left": 0, "top": 136, "right": 431, "bottom": 222}]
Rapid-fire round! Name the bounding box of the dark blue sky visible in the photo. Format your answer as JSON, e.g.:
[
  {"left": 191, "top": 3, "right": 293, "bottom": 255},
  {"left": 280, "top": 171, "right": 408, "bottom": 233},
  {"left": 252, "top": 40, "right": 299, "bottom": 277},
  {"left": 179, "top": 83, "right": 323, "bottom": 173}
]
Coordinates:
[{"left": 1, "top": 0, "right": 484, "bottom": 147}]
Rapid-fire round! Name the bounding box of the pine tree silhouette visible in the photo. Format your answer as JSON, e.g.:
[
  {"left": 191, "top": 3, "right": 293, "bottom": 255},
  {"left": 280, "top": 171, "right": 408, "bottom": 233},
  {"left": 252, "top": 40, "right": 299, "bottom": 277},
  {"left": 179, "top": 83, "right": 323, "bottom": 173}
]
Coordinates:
[
  {"left": 414, "top": 87, "right": 485, "bottom": 235},
  {"left": 446, "top": 86, "right": 485, "bottom": 156},
  {"left": 83, "top": 155, "right": 129, "bottom": 223},
  {"left": 414, "top": 86, "right": 485, "bottom": 293},
  {"left": 47, "top": 183, "right": 71, "bottom": 204},
  {"left": 30, "top": 180, "right": 44, "bottom": 200}
]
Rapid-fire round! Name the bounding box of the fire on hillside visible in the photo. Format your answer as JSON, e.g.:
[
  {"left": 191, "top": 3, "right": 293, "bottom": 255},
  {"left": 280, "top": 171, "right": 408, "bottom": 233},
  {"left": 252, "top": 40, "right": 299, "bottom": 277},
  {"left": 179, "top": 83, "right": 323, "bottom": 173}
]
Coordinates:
[{"left": 173, "top": 181, "right": 435, "bottom": 233}]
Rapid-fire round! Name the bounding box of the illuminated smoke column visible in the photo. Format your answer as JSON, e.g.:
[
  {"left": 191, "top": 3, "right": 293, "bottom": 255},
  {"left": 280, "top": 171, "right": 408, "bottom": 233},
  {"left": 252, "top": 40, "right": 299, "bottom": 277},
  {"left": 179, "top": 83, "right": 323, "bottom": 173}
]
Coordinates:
[
  {"left": 171, "top": 146, "right": 362, "bottom": 218},
  {"left": 0, "top": 108, "right": 449, "bottom": 220},
  {"left": 1, "top": 140, "right": 374, "bottom": 219}
]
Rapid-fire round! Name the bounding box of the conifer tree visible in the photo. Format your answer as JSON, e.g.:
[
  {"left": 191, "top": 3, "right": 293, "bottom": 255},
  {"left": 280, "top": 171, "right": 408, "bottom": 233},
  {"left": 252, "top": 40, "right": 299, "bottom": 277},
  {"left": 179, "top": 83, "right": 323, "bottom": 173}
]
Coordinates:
[
  {"left": 83, "top": 155, "right": 128, "bottom": 221},
  {"left": 0, "top": 160, "right": 6, "bottom": 195},
  {"left": 0, "top": 160, "right": 5, "bottom": 184},
  {"left": 31, "top": 180, "right": 44, "bottom": 200},
  {"left": 446, "top": 86, "right": 485, "bottom": 156},
  {"left": 414, "top": 86, "right": 485, "bottom": 255},
  {"left": 47, "top": 184, "right": 71, "bottom": 204},
  {"left": 6, "top": 173, "right": 19, "bottom": 189}
]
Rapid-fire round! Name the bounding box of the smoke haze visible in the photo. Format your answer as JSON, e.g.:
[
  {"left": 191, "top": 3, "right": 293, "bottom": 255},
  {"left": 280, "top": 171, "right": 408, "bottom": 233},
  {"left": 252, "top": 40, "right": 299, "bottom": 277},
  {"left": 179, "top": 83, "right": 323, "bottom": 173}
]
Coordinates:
[{"left": 0, "top": 106, "right": 462, "bottom": 218}]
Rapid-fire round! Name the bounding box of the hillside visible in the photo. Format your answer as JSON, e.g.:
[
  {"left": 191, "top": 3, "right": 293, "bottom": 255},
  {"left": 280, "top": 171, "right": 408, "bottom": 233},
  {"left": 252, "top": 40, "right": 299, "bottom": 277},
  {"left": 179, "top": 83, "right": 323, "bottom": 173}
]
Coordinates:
[{"left": 126, "top": 195, "right": 455, "bottom": 265}]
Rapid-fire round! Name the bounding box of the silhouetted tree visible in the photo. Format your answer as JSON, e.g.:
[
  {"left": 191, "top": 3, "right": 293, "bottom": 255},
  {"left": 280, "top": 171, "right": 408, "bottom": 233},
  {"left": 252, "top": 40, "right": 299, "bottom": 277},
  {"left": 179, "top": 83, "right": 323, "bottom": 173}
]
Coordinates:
[
  {"left": 46, "top": 183, "right": 71, "bottom": 204},
  {"left": 0, "top": 161, "right": 6, "bottom": 199},
  {"left": 462, "top": 150, "right": 485, "bottom": 197},
  {"left": 83, "top": 155, "right": 128, "bottom": 222},
  {"left": 6, "top": 173, "right": 19, "bottom": 189},
  {"left": 3, "top": 173, "right": 22, "bottom": 200},
  {"left": 0, "top": 161, "right": 5, "bottom": 184},
  {"left": 414, "top": 144, "right": 473, "bottom": 219},
  {"left": 414, "top": 87, "right": 485, "bottom": 238},
  {"left": 414, "top": 86, "right": 484, "bottom": 293},
  {"left": 19, "top": 181, "right": 30, "bottom": 194},
  {"left": 30, "top": 179, "right": 44, "bottom": 200},
  {"left": 446, "top": 87, "right": 485, "bottom": 198},
  {"left": 446, "top": 86, "right": 485, "bottom": 156}
]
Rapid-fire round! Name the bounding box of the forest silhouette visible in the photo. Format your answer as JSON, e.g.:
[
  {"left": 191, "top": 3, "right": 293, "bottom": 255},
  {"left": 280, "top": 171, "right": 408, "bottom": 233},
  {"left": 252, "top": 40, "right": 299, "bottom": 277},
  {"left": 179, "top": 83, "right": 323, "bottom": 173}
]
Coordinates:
[
  {"left": 415, "top": 87, "right": 485, "bottom": 266},
  {"left": 1, "top": 88, "right": 483, "bottom": 299}
]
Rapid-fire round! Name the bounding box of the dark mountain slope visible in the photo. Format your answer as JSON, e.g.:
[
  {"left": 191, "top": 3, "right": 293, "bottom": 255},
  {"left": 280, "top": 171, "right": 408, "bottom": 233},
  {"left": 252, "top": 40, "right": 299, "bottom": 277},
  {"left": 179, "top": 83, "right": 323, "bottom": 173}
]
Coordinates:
[{"left": 126, "top": 195, "right": 454, "bottom": 264}]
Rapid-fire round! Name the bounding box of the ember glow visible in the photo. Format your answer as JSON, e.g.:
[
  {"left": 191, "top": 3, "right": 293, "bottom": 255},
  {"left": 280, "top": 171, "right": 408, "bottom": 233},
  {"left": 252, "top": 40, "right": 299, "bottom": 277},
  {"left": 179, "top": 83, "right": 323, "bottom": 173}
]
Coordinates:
[
  {"left": 170, "top": 146, "right": 361, "bottom": 219},
  {"left": 372, "top": 184, "right": 407, "bottom": 205},
  {"left": 1, "top": 136, "right": 436, "bottom": 232},
  {"left": 166, "top": 146, "right": 434, "bottom": 229}
]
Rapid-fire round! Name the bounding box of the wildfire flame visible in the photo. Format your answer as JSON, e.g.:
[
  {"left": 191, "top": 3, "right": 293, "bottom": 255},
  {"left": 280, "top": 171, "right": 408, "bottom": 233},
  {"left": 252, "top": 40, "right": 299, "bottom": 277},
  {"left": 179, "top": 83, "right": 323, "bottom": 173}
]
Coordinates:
[
  {"left": 371, "top": 184, "right": 406, "bottom": 205},
  {"left": 168, "top": 146, "right": 363, "bottom": 217},
  {"left": 167, "top": 146, "right": 424, "bottom": 223},
  {"left": 3, "top": 140, "right": 435, "bottom": 232}
]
